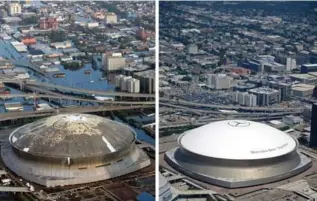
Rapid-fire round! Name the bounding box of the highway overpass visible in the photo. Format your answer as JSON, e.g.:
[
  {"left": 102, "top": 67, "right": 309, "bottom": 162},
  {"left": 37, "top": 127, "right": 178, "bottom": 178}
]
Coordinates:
[
  {"left": 0, "top": 94, "right": 155, "bottom": 105},
  {"left": 2, "top": 79, "right": 155, "bottom": 98},
  {"left": 159, "top": 115, "right": 291, "bottom": 129},
  {"left": 0, "top": 105, "right": 153, "bottom": 122},
  {"left": 160, "top": 98, "right": 303, "bottom": 112},
  {"left": 0, "top": 186, "right": 30, "bottom": 193},
  {"left": 160, "top": 102, "right": 303, "bottom": 115}
]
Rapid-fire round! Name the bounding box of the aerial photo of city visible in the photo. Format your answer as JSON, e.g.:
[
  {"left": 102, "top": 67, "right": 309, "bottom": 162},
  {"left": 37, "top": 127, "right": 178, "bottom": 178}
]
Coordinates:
[
  {"left": 0, "top": 1, "right": 155, "bottom": 201},
  {"left": 159, "top": 1, "right": 317, "bottom": 201}
]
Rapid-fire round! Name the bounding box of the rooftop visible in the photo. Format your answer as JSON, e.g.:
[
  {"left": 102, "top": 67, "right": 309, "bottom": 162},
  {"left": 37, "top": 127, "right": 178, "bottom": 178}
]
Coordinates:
[
  {"left": 249, "top": 87, "right": 279, "bottom": 94},
  {"left": 179, "top": 120, "right": 297, "bottom": 160},
  {"left": 292, "top": 83, "right": 315, "bottom": 91},
  {"left": 302, "top": 63, "right": 317, "bottom": 67},
  {"left": 290, "top": 73, "right": 317, "bottom": 80},
  {"left": 10, "top": 114, "right": 136, "bottom": 159}
]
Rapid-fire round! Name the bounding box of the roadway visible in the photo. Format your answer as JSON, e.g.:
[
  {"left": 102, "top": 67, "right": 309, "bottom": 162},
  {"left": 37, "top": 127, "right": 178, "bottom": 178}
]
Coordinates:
[
  {"left": 11, "top": 60, "right": 46, "bottom": 76},
  {"left": 1, "top": 79, "right": 155, "bottom": 98},
  {"left": 142, "top": 123, "right": 156, "bottom": 128},
  {"left": 298, "top": 147, "right": 317, "bottom": 159},
  {"left": 159, "top": 115, "right": 289, "bottom": 129},
  {"left": 24, "top": 85, "right": 67, "bottom": 97},
  {"left": 0, "top": 94, "right": 155, "bottom": 105},
  {"left": 0, "top": 105, "right": 153, "bottom": 122},
  {"left": 160, "top": 102, "right": 302, "bottom": 115},
  {"left": 160, "top": 98, "right": 303, "bottom": 112},
  {"left": 0, "top": 186, "right": 30, "bottom": 192}
]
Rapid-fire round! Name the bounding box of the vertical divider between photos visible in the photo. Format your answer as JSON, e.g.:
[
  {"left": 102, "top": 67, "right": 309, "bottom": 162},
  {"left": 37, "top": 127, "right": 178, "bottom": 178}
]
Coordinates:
[{"left": 155, "top": 0, "right": 160, "bottom": 200}]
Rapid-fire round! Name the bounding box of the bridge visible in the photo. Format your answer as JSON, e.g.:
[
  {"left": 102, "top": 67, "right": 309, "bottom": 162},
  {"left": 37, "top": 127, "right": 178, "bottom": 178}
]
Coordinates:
[
  {"left": 11, "top": 60, "right": 46, "bottom": 76},
  {"left": 160, "top": 103, "right": 303, "bottom": 115},
  {"left": 142, "top": 123, "right": 155, "bottom": 128},
  {"left": 2, "top": 79, "right": 155, "bottom": 98},
  {"left": 0, "top": 105, "right": 153, "bottom": 122},
  {"left": 160, "top": 98, "right": 303, "bottom": 112},
  {"left": 0, "top": 186, "right": 30, "bottom": 192},
  {"left": 0, "top": 94, "right": 155, "bottom": 105}
]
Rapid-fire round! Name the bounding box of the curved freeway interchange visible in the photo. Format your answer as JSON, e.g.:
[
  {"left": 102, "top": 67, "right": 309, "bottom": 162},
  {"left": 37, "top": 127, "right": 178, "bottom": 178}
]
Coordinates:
[
  {"left": 159, "top": 97, "right": 304, "bottom": 129},
  {"left": 0, "top": 77, "right": 155, "bottom": 122}
]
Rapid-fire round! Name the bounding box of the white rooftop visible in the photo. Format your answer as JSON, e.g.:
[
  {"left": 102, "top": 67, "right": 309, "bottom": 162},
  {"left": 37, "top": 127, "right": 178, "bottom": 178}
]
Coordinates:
[{"left": 179, "top": 120, "right": 297, "bottom": 160}]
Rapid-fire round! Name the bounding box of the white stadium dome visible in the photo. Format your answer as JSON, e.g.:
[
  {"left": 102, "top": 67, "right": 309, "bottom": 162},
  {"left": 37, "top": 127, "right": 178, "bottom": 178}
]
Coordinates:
[
  {"left": 165, "top": 120, "right": 312, "bottom": 188},
  {"left": 179, "top": 120, "right": 297, "bottom": 160}
]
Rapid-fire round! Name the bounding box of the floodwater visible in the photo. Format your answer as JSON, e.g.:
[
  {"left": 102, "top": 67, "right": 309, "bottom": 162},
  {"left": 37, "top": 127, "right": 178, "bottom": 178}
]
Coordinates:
[{"left": 0, "top": 41, "right": 154, "bottom": 145}]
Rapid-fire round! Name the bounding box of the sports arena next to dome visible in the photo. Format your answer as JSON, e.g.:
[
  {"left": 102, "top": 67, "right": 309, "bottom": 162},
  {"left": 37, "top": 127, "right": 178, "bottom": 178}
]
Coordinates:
[
  {"left": 165, "top": 120, "right": 312, "bottom": 188},
  {"left": 1, "top": 114, "right": 151, "bottom": 187}
]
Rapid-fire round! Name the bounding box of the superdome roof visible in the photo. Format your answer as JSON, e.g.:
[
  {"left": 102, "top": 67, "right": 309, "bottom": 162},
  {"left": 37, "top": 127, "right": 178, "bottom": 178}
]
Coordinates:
[
  {"left": 179, "top": 120, "right": 297, "bottom": 160},
  {"left": 9, "top": 114, "right": 135, "bottom": 158}
]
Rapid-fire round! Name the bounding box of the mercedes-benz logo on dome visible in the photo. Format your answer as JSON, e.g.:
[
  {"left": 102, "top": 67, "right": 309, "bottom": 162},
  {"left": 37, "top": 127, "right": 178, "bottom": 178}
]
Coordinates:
[{"left": 228, "top": 120, "right": 250, "bottom": 127}]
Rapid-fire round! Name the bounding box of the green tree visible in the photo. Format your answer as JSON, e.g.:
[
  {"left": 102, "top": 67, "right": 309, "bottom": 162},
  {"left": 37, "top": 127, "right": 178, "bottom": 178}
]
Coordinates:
[
  {"left": 22, "top": 15, "right": 38, "bottom": 25},
  {"left": 62, "top": 61, "right": 82, "bottom": 71},
  {"left": 48, "top": 31, "right": 67, "bottom": 42},
  {"left": 181, "top": 76, "right": 192, "bottom": 81}
]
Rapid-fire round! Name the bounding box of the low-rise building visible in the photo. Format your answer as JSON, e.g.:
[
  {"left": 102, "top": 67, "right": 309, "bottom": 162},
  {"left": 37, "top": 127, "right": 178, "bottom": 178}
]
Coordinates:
[
  {"left": 39, "top": 17, "right": 58, "bottom": 30},
  {"left": 283, "top": 115, "right": 303, "bottom": 126},
  {"left": 8, "top": 3, "right": 21, "bottom": 16},
  {"left": 136, "top": 27, "right": 148, "bottom": 41},
  {"left": 87, "top": 22, "right": 99, "bottom": 28},
  {"left": 292, "top": 83, "right": 315, "bottom": 97},
  {"left": 289, "top": 73, "right": 317, "bottom": 85},
  {"left": 11, "top": 41, "right": 27, "bottom": 53},
  {"left": 51, "top": 41, "right": 72, "bottom": 49},
  {"left": 15, "top": 72, "right": 30, "bottom": 80},
  {"left": 249, "top": 87, "right": 280, "bottom": 106},
  {"left": 207, "top": 74, "right": 234, "bottom": 90},
  {"left": 301, "top": 63, "right": 317, "bottom": 73},
  {"left": 60, "top": 56, "right": 73, "bottom": 62},
  {"left": 187, "top": 44, "right": 198, "bottom": 54},
  {"left": 93, "top": 12, "right": 105, "bottom": 20},
  {"left": 0, "top": 58, "right": 13, "bottom": 69},
  {"left": 105, "top": 12, "right": 117, "bottom": 24},
  {"left": 22, "top": 37, "right": 37, "bottom": 45},
  {"left": 103, "top": 53, "right": 126, "bottom": 71}
]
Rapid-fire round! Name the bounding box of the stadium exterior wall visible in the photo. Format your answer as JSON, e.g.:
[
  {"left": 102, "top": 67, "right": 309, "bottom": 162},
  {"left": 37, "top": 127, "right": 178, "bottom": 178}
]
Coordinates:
[
  {"left": 2, "top": 144, "right": 151, "bottom": 187},
  {"left": 165, "top": 148, "right": 312, "bottom": 188}
]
